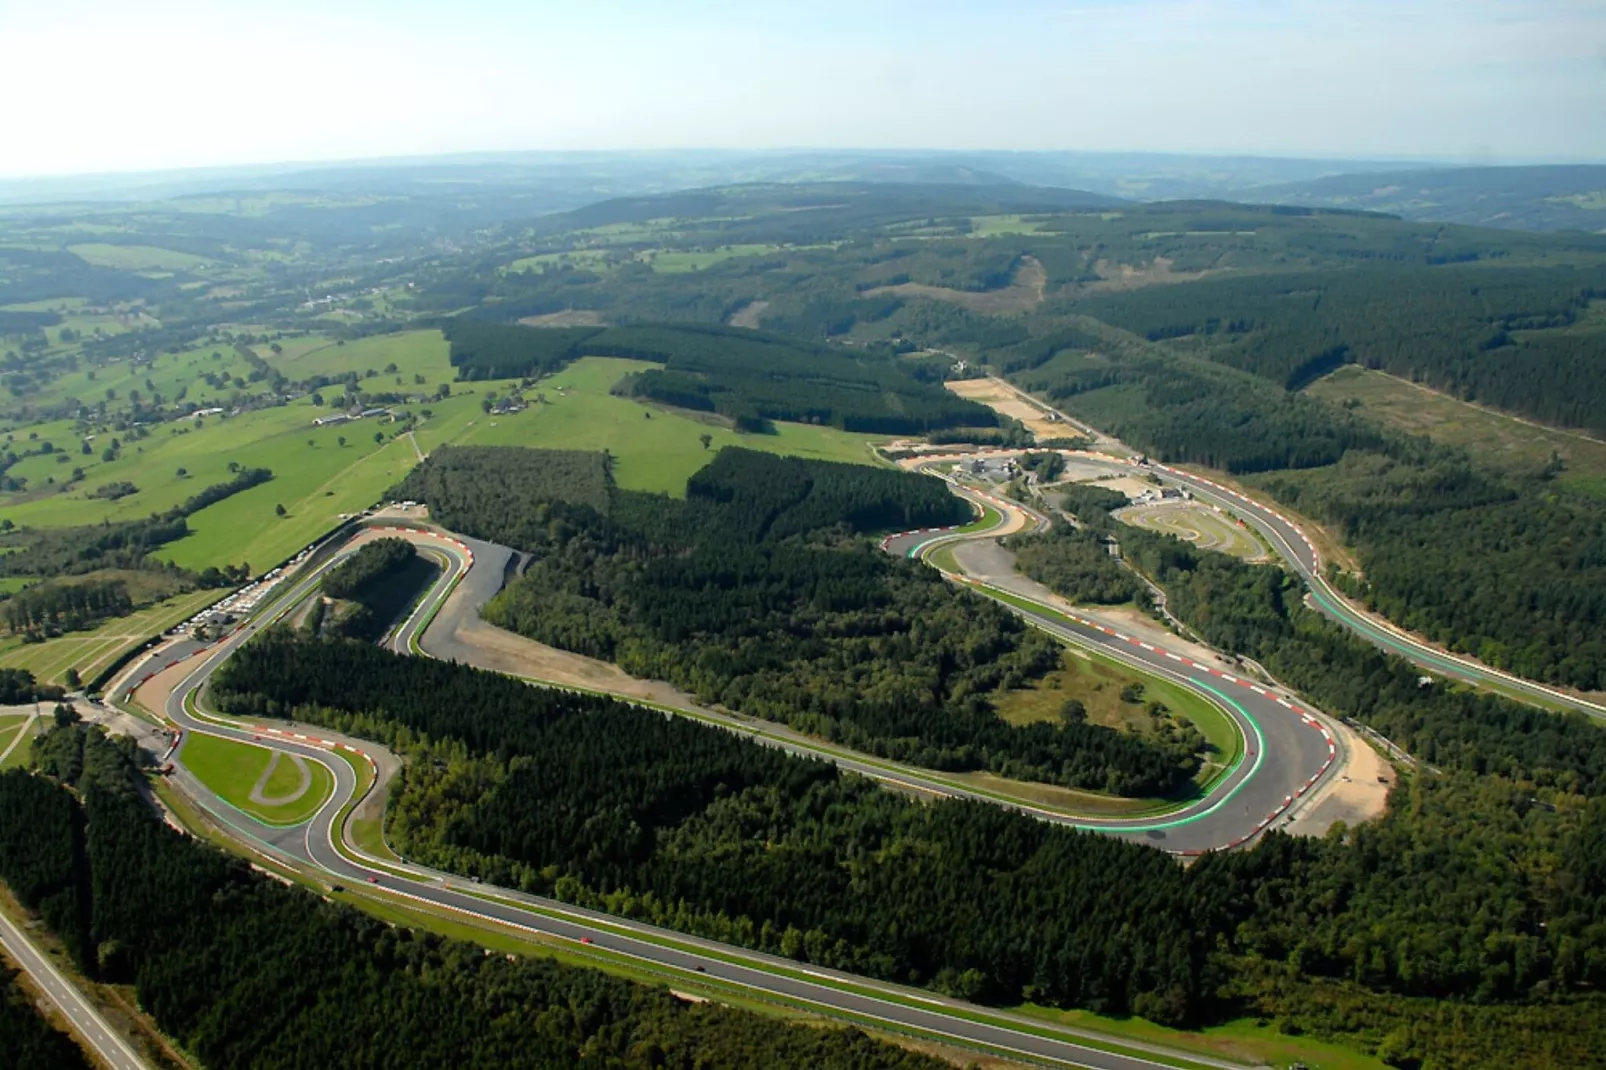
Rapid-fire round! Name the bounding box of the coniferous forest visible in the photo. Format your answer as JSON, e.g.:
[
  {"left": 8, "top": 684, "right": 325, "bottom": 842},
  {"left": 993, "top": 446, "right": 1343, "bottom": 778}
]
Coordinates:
[
  {"left": 0, "top": 968, "right": 91, "bottom": 1070},
  {"left": 393, "top": 446, "right": 1199, "bottom": 794},
  {"left": 205, "top": 629, "right": 1606, "bottom": 1068},
  {"left": 0, "top": 735, "right": 948, "bottom": 1070},
  {"left": 1015, "top": 347, "right": 1606, "bottom": 691}
]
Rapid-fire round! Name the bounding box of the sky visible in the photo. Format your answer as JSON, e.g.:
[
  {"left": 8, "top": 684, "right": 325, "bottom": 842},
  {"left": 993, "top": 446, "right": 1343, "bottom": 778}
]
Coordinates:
[{"left": 1, "top": 0, "right": 1603, "bottom": 178}]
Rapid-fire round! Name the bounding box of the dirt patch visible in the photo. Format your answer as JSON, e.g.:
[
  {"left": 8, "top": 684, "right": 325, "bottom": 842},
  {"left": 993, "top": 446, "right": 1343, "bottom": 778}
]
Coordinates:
[
  {"left": 945, "top": 378, "right": 1068, "bottom": 441},
  {"left": 517, "top": 309, "right": 606, "bottom": 328},
  {"left": 1059, "top": 471, "right": 1154, "bottom": 500},
  {"left": 726, "top": 300, "right": 770, "bottom": 329},
  {"left": 129, "top": 646, "right": 201, "bottom": 720},
  {"left": 864, "top": 256, "right": 1046, "bottom": 314},
  {"left": 1284, "top": 723, "right": 1392, "bottom": 838},
  {"left": 450, "top": 614, "right": 701, "bottom": 711}
]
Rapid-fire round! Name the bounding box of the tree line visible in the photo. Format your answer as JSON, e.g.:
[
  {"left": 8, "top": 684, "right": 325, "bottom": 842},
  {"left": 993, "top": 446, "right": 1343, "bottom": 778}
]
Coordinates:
[
  {"left": 443, "top": 318, "right": 997, "bottom": 434},
  {"left": 1067, "top": 262, "right": 1606, "bottom": 430},
  {"left": 1, "top": 577, "right": 132, "bottom": 636},
  {"left": 0, "top": 466, "right": 273, "bottom": 583},
  {"left": 0, "top": 968, "right": 91, "bottom": 1070}
]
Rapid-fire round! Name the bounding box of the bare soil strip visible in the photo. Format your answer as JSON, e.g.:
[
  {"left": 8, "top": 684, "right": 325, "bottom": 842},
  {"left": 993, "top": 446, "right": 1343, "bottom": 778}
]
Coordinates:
[{"left": 727, "top": 300, "right": 770, "bottom": 328}]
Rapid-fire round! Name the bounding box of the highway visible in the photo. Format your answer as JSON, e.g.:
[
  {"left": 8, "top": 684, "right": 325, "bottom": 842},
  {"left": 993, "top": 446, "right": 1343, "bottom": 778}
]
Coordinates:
[
  {"left": 107, "top": 524, "right": 1250, "bottom": 1070},
  {"left": 0, "top": 903, "right": 152, "bottom": 1070},
  {"left": 976, "top": 375, "right": 1606, "bottom": 719}
]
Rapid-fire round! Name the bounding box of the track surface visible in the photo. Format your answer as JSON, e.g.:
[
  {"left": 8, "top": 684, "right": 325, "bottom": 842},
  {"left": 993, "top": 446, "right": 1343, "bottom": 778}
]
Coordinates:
[
  {"left": 964, "top": 377, "right": 1606, "bottom": 718},
  {"left": 111, "top": 525, "right": 1246, "bottom": 1070},
  {"left": 885, "top": 480, "right": 1335, "bottom": 852}
]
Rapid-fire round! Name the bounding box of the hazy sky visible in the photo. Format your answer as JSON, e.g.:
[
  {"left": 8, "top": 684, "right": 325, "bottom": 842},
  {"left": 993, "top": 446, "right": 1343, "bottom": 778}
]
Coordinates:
[{"left": 2, "top": 0, "right": 1603, "bottom": 178}]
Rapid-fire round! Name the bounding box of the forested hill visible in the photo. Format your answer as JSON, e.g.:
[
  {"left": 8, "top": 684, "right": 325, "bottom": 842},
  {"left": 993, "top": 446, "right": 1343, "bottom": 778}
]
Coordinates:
[
  {"left": 1246, "top": 164, "right": 1606, "bottom": 233},
  {"left": 443, "top": 318, "right": 996, "bottom": 433},
  {"left": 1064, "top": 260, "right": 1606, "bottom": 431},
  {"left": 393, "top": 445, "right": 1202, "bottom": 795}
]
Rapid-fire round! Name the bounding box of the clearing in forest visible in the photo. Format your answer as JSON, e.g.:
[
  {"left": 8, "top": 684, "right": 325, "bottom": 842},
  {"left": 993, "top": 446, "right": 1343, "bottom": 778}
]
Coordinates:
[
  {"left": 863, "top": 255, "right": 1047, "bottom": 313},
  {"left": 944, "top": 378, "right": 1067, "bottom": 440},
  {"left": 1306, "top": 364, "right": 1606, "bottom": 499}
]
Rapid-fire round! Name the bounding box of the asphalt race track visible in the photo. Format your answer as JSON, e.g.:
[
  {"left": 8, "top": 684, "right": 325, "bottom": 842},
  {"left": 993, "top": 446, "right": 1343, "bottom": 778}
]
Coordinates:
[
  {"left": 882, "top": 481, "right": 1336, "bottom": 852},
  {"left": 110, "top": 524, "right": 1245, "bottom": 1070}
]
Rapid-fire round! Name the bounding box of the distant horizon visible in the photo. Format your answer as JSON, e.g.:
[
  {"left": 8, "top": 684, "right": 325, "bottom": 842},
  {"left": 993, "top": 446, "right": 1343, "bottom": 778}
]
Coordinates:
[
  {"left": 4, "top": 1, "right": 1601, "bottom": 181},
  {"left": 4, "top": 144, "right": 1605, "bottom": 192}
]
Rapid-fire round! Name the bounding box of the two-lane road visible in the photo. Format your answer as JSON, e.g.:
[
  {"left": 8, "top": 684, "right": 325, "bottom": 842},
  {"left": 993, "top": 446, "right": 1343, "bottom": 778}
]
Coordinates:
[{"left": 0, "top": 906, "right": 151, "bottom": 1070}]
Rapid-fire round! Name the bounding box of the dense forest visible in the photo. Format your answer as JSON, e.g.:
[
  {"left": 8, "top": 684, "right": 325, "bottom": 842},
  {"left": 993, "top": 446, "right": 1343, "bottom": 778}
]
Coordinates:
[
  {"left": 0, "top": 968, "right": 92, "bottom": 1070},
  {"left": 444, "top": 319, "right": 995, "bottom": 434},
  {"left": 1014, "top": 348, "right": 1606, "bottom": 691},
  {"left": 207, "top": 632, "right": 1606, "bottom": 1067},
  {"left": 1005, "top": 488, "right": 1148, "bottom": 607},
  {"left": 312, "top": 536, "right": 434, "bottom": 641},
  {"left": 1067, "top": 263, "right": 1606, "bottom": 424},
  {"left": 322, "top": 538, "right": 417, "bottom": 600},
  {"left": 0, "top": 733, "right": 951, "bottom": 1070},
  {"left": 394, "top": 446, "right": 1198, "bottom": 794}
]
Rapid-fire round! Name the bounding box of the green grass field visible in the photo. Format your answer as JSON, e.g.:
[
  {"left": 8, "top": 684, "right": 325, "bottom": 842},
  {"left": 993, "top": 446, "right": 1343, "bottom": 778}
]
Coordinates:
[
  {"left": 66, "top": 243, "right": 212, "bottom": 271},
  {"left": 643, "top": 244, "right": 790, "bottom": 272},
  {"left": 0, "top": 588, "right": 221, "bottom": 687},
  {"left": 426, "top": 356, "right": 887, "bottom": 495},
  {"left": 179, "top": 732, "right": 334, "bottom": 826},
  {"left": 1307, "top": 364, "right": 1606, "bottom": 499},
  {"left": 1015, "top": 1004, "right": 1385, "bottom": 1070},
  {"left": 1115, "top": 502, "right": 1266, "bottom": 560},
  {"left": 0, "top": 716, "right": 40, "bottom": 770},
  {"left": 3, "top": 339, "right": 887, "bottom": 568},
  {"left": 258, "top": 330, "right": 451, "bottom": 383},
  {"left": 980, "top": 587, "right": 1242, "bottom": 784},
  {"left": 994, "top": 642, "right": 1241, "bottom": 788},
  {"left": 966, "top": 214, "right": 1051, "bottom": 237}
]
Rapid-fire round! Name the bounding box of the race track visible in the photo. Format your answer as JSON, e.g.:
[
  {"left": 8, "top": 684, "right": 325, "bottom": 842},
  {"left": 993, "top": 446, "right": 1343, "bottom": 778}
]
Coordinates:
[{"left": 107, "top": 522, "right": 1245, "bottom": 1070}]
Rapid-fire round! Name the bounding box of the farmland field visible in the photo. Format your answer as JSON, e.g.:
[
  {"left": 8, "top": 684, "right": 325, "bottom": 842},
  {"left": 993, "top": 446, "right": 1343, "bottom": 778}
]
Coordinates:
[
  {"left": 257, "top": 330, "right": 452, "bottom": 382},
  {"left": 0, "top": 588, "right": 222, "bottom": 687},
  {"left": 0, "top": 715, "right": 39, "bottom": 770},
  {"left": 66, "top": 242, "right": 212, "bottom": 271}
]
